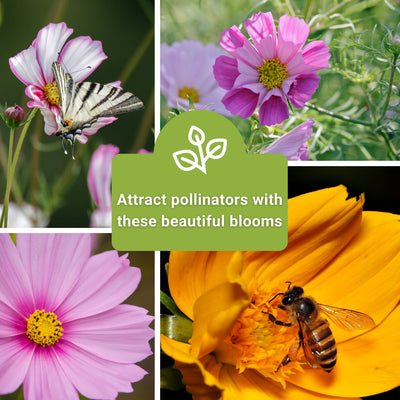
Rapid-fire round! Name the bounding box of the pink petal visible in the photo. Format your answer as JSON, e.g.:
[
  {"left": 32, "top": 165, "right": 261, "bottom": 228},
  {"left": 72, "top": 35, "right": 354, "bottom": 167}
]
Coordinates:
[
  {"left": 64, "top": 304, "right": 153, "bottom": 363},
  {"left": 59, "top": 36, "right": 107, "bottom": 82},
  {"left": 9, "top": 45, "right": 45, "bottom": 87},
  {"left": 220, "top": 26, "right": 263, "bottom": 68},
  {"left": 0, "top": 301, "right": 26, "bottom": 337},
  {"left": 35, "top": 106, "right": 60, "bottom": 135},
  {"left": 89, "top": 209, "right": 112, "bottom": 228},
  {"left": 277, "top": 15, "right": 310, "bottom": 64},
  {"left": 16, "top": 233, "right": 91, "bottom": 312},
  {"left": 213, "top": 55, "right": 239, "bottom": 90},
  {"left": 258, "top": 95, "right": 289, "bottom": 125},
  {"left": 57, "top": 251, "right": 141, "bottom": 321},
  {"left": 222, "top": 88, "right": 259, "bottom": 118},
  {"left": 23, "top": 346, "right": 78, "bottom": 400},
  {"left": 0, "top": 234, "right": 35, "bottom": 316},
  {"left": 244, "top": 11, "right": 277, "bottom": 60},
  {"left": 56, "top": 341, "right": 147, "bottom": 399},
  {"left": 88, "top": 144, "right": 119, "bottom": 208},
  {"left": 261, "top": 118, "right": 314, "bottom": 160},
  {"left": 35, "top": 22, "right": 74, "bottom": 83},
  {"left": 287, "top": 72, "right": 320, "bottom": 108},
  {"left": 25, "top": 85, "right": 44, "bottom": 102},
  {"left": 0, "top": 337, "right": 34, "bottom": 395},
  {"left": 76, "top": 116, "right": 117, "bottom": 138},
  {"left": 302, "top": 40, "right": 331, "bottom": 71}
]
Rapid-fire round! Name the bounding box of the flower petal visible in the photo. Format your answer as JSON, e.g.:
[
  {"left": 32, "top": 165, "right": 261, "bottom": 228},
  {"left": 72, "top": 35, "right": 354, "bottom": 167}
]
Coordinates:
[
  {"left": 58, "top": 251, "right": 141, "bottom": 321},
  {"left": 0, "top": 337, "right": 34, "bottom": 395},
  {"left": 23, "top": 346, "right": 78, "bottom": 400},
  {"left": 213, "top": 55, "right": 239, "bottom": 90},
  {"left": 0, "top": 234, "right": 35, "bottom": 316},
  {"left": 261, "top": 118, "right": 314, "bottom": 160},
  {"left": 59, "top": 36, "right": 107, "bottom": 82},
  {"left": 302, "top": 40, "right": 331, "bottom": 71},
  {"left": 258, "top": 95, "right": 289, "bottom": 126},
  {"left": 287, "top": 73, "right": 320, "bottom": 108},
  {"left": 35, "top": 22, "right": 73, "bottom": 83},
  {"left": 16, "top": 233, "right": 91, "bottom": 312},
  {"left": 56, "top": 341, "right": 146, "bottom": 399},
  {"left": 242, "top": 186, "right": 364, "bottom": 289},
  {"left": 244, "top": 11, "right": 277, "bottom": 60},
  {"left": 64, "top": 304, "right": 153, "bottom": 363},
  {"left": 277, "top": 15, "right": 310, "bottom": 64},
  {"left": 222, "top": 88, "right": 259, "bottom": 118},
  {"left": 9, "top": 45, "right": 45, "bottom": 87},
  {"left": 168, "top": 252, "right": 241, "bottom": 320},
  {"left": 287, "top": 304, "right": 400, "bottom": 397}
]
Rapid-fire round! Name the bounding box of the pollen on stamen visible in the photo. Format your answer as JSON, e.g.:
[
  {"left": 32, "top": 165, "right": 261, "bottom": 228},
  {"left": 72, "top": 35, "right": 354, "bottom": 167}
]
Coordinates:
[
  {"left": 178, "top": 87, "right": 200, "bottom": 103},
  {"left": 224, "top": 285, "right": 304, "bottom": 386},
  {"left": 257, "top": 58, "right": 290, "bottom": 90},
  {"left": 44, "top": 82, "right": 60, "bottom": 106},
  {"left": 26, "top": 309, "right": 64, "bottom": 347}
]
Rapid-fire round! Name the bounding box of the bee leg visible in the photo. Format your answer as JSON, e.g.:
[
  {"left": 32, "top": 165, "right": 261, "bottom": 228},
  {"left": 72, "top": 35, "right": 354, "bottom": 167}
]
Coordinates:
[
  {"left": 266, "top": 313, "right": 292, "bottom": 327},
  {"left": 276, "top": 340, "right": 301, "bottom": 372}
]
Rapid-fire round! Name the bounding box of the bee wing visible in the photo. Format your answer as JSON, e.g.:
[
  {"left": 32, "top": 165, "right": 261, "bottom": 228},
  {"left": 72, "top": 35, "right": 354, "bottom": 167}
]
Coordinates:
[
  {"left": 318, "top": 304, "right": 375, "bottom": 331},
  {"left": 298, "top": 319, "right": 320, "bottom": 369}
]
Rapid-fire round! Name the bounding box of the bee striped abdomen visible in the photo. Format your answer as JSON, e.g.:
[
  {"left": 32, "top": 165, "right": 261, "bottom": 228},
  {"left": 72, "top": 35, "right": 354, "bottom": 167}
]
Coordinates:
[{"left": 308, "top": 319, "right": 337, "bottom": 372}]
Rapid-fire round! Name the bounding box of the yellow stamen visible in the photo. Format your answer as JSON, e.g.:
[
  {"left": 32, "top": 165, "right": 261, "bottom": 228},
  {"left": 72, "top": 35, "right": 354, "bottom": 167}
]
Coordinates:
[
  {"left": 43, "top": 82, "right": 60, "bottom": 106},
  {"left": 257, "top": 58, "right": 289, "bottom": 90},
  {"left": 178, "top": 87, "right": 200, "bottom": 103},
  {"left": 26, "top": 309, "right": 63, "bottom": 347},
  {"left": 224, "top": 286, "right": 302, "bottom": 384}
]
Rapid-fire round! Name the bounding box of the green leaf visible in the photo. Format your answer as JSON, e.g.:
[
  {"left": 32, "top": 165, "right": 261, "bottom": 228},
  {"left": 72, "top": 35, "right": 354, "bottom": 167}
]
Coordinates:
[{"left": 161, "top": 314, "right": 193, "bottom": 343}]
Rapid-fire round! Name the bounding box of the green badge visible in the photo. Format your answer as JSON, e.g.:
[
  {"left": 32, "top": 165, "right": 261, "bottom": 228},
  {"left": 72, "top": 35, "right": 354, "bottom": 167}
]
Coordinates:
[{"left": 112, "top": 110, "right": 287, "bottom": 250}]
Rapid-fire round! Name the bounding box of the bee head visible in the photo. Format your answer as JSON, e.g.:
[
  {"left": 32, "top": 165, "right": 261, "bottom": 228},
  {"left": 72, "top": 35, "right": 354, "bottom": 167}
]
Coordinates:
[{"left": 281, "top": 286, "right": 304, "bottom": 306}]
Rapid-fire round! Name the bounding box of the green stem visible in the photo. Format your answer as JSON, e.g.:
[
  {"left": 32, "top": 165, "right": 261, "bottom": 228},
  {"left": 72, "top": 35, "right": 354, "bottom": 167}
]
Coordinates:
[
  {"left": 0, "top": 127, "right": 15, "bottom": 227},
  {"left": 378, "top": 53, "right": 399, "bottom": 125},
  {"left": 284, "top": 0, "right": 296, "bottom": 16},
  {"left": 305, "top": 102, "right": 374, "bottom": 127},
  {"left": 303, "top": 0, "right": 315, "bottom": 22},
  {"left": 16, "top": 385, "right": 24, "bottom": 400},
  {"left": 324, "top": 0, "right": 358, "bottom": 18},
  {"left": 0, "top": 108, "right": 38, "bottom": 227}
]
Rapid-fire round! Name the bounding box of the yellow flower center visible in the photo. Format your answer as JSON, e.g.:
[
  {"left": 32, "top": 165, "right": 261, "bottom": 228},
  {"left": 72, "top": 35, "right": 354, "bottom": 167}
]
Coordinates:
[
  {"left": 178, "top": 87, "right": 200, "bottom": 103},
  {"left": 257, "top": 58, "right": 289, "bottom": 90},
  {"left": 224, "top": 286, "right": 303, "bottom": 384},
  {"left": 26, "top": 309, "right": 64, "bottom": 347},
  {"left": 43, "top": 82, "right": 60, "bottom": 106}
]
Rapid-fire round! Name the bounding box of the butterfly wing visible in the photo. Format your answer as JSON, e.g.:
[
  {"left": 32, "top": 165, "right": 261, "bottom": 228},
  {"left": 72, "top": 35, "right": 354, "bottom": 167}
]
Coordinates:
[{"left": 52, "top": 61, "right": 75, "bottom": 122}]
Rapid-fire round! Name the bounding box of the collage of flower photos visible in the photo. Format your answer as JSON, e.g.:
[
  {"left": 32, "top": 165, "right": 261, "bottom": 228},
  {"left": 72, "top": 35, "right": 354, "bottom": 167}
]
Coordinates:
[{"left": 0, "top": 0, "right": 400, "bottom": 400}]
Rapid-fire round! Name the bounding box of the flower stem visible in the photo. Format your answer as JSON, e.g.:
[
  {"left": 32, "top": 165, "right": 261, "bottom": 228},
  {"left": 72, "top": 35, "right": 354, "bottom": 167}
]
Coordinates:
[
  {"left": 0, "top": 108, "right": 38, "bottom": 227},
  {"left": 0, "top": 127, "right": 15, "bottom": 227},
  {"left": 303, "top": 0, "right": 315, "bottom": 22},
  {"left": 305, "top": 102, "right": 374, "bottom": 127},
  {"left": 324, "top": 0, "right": 358, "bottom": 18},
  {"left": 378, "top": 53, "right": 399, "bottom": 125}
]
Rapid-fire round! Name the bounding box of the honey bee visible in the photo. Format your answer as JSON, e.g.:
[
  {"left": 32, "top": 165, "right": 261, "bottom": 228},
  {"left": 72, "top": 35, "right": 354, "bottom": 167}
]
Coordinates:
[{"left": 268, "top": 282, "right": 375, "bottom": 373}]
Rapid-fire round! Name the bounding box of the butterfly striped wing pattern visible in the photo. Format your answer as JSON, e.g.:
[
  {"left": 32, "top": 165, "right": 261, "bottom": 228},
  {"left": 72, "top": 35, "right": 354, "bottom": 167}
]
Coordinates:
[{"left": 51, "top": 62, "right": 144, "bottom": 156}]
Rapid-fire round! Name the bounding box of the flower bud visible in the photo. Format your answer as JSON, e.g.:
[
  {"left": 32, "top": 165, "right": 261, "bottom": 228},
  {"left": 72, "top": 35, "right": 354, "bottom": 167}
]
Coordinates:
[{"left": 5, "top": 105, "right": 25, "bottom": 127}]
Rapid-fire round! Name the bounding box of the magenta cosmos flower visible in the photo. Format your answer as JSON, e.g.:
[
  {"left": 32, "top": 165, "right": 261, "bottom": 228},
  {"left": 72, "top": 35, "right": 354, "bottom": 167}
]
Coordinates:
[
  {"left": 88, "top": 144, "right": 120, "bottom": 227},
  {"left": 0, "top": 233, "right": 153, "bottom": 399},
  {"left": 9, "top": 22, "right": 117, "bottom": 143},
  {"left": 213, "top": 12, "right": 330, "bottom": 125},
  {"left": 161, "top": 40, "right": 232, "bottom": 116},
  {"left": 261, "top": 118, "right": 314, "bottom": 160}
]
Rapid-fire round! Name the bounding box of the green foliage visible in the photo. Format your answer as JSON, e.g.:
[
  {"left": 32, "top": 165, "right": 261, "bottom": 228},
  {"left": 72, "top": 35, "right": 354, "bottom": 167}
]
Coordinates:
[{"left": 161, "top": 0, "right": 400, "bottom": 160}]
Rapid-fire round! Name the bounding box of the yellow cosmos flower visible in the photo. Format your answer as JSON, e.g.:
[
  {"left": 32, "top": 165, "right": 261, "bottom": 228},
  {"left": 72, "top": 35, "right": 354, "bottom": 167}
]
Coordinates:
[{"left": 161, "top": 185, "right": 400, "bottom": 400}]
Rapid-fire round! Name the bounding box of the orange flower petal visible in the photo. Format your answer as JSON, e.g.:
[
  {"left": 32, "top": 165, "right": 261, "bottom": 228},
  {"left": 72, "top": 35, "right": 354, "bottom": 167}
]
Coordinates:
[
  {"left": 191, "top": 253, "right": 250, "bottom": 358},
  {"left": 304, "top": 210, "right": 400, "bottom": 343},
  {"left": 242, "top": 186, "right": 364, "bottom": 289},
  {"left": 287, "top": 304, "right": 400, "bottom": 397},
  {"left": 168, "top": 251, "right": 239, "bottom": 320}
]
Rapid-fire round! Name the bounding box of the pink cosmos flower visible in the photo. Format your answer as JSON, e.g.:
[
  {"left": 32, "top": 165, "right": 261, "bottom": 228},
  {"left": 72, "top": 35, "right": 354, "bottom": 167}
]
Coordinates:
[
  {"left": 9, "top": 22, "right": 116, "bottom": 143},
  {"left": 161, "top": 40, "right": 232, "bottom": 116},
  {"left": 213, "top": 12, "right": 330, "bottom": 125},
  {"left": 0, "top": 233, "right": 153, "bottom": 399},
  {"left": 260, "top": 118, "right": 314, "bottom": 160},
  {"left": 88, "top": 144, "right": 120, "bottom": 227}
]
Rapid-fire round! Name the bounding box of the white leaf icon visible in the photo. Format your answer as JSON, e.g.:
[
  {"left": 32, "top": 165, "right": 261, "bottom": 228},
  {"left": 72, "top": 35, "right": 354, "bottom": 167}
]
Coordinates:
[
  {"left": 172, "top": 149, "right": 199, "bottom": 171},
  {"left": 205, "top": 138, "right": 227, "bottom": 160},
  {"left": 188, "top": 125, "right": 205, "bottom": 147}
]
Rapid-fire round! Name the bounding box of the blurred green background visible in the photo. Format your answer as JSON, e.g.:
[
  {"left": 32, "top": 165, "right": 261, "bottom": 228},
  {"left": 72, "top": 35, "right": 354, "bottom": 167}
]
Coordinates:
[{"left": 0, "top": 0, "right": 154, "bottom": 227}]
